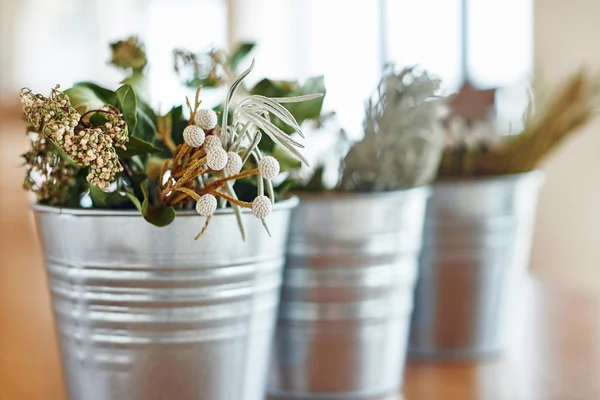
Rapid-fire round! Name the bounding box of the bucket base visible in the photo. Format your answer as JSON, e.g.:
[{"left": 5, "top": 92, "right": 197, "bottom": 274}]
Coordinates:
[
  {"left": 268, "top": 387, "right": 399, "bottom": 400},
  {"left": 408, "top": 347, "right": 502, "bottom": 361}
]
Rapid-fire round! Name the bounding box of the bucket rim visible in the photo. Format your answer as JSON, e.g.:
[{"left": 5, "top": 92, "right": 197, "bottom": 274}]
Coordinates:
[
  {"left": 290, "top": 186, "right": 430, "bottom": 202},
  {"left": 31, "top": 196, "right": 299, "bottom": 217},
  {"left": 433, "top": 170, "right": 544, "bottom": 187}
]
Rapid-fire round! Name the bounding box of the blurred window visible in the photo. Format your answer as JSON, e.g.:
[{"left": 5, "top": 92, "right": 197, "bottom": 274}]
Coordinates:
[
  {"left": 4, "top": 0, "right": 531, "bottom": 132},
  {"left": 233, "top": 0, "right": 532, "bottom": 135}
]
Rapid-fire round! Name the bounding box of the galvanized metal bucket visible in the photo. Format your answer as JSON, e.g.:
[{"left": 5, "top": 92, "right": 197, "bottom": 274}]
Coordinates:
[
  {"left": 268, "top": 188, "right": 429, "bottom": 399},
  {"left": 33, "top": 198, "right": 298, "bottom": 400},
  {"left": 409, "top": 172, "right": 544, "bottom": 359}
]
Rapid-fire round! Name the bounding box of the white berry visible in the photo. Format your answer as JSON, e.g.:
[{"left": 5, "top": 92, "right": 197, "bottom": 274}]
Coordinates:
[
  {"left": 196, "top": 194, "right": 217, "bottom": 216},
  {"left": 194, "top": 109, "right": 218, "bottom": 131},
  {"left": 224, "top": 151, "right": 243, "bottom": 176},
  {"left": 206, "top": 147, "right": 228, "bottom": 171},
  {"left": 183, "top": 125, "right": 205, "bottom": 148},
  {"left": 252, "top": 195, "right": 272, "bottom": 219},
  {"left": 258, "top": 156, "right": 280, "bottom": 180},
  {"left": 203, "top": 135, "right": 222, "bottom": 150}
]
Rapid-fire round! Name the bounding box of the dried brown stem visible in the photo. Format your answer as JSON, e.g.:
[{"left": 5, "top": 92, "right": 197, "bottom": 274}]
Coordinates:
[
  {"left": 211, "top": 168, "right": 260, "bottom": 185},
  {"left": 206, "top": 189, "right": 252, "bottom": 209},
  {"left": 173, "top": 186, "right": 200, "bottom": 201},
  {"left": 173, "top": 144, "right": 191, "bottom": 168},
  {"left": 195, "top": 214, "right": 212, "bottom": 240},
  {"left": 176, "top": 158, "right": 208, "bottom": 186}
]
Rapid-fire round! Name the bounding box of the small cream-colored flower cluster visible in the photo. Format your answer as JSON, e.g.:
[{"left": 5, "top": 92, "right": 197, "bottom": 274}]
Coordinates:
[
  {"left": 22, "top": 135, "right": 76, "bottom": 205},
  {"left": 20, "top": 86, "right": 80, "bottom": 133},
  {"left": 20, "top": 87, "right": 127, "bottom": 190},
  {"left": 68, "top": 127, "right": 124, "bottom": 190},
  {"left": 102, "top": 108, "right": 129, "bottom": 150}
]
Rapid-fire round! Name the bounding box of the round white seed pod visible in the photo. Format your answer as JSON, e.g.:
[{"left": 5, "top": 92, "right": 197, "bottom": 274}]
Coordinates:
[
  {"left": 224, "top": 151, "right": 243, "bottom": 176},
  {"left": 252, "top": 195, "right": 273, "bottom": 219},
  {"left": 203, "top": 135, "right": 222, "bottom": 150},
  {"left": 206, "top": 147, "right": 228, "bottom": 171},
  {"left": 194, "top": 109, "right": 218, "bottom": 131},
  {"left": 183, "top": 125, "right": 205, "bottom": 148},
  {"left": 258, "top": 156, "right": 280, "bottom": 180},
  {"left": 196, "top": 194, "right": 217, "bottom": 216}
]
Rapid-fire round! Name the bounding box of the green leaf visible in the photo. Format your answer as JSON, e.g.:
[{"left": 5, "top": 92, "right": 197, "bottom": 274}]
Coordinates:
[
  {"left": 64, "top": 170, "right": 87, "bottom": 208},
  {"left": 138, "top": 178, "right": 176, "bottom": 227},
  {"left": 231, "top": 178, "right": 260, "bottom": 202},
  {"left": 275, "top": 178, "right": 297, "bottom": 200},
  {"left": 116, "top": 136, "right": 162, "bottom": 158},
  {"left": 145, "top": 157, "right": 167, "bottom": 180},
  {"left": 284, "top": 76, "right": 326, "bottom": 126},
  {"left": 64, "top": 86, "right": 105, "bottom": 114},
  {"left": 145, "top": 205, "right": 176, "bottom": 227},
  {"left": 250, "top": 77, "right": 325, "bottom": 124},
  {"left": 250, "top": 78, "right": 290, "bottom": 98},
  {"left": 133, "top": 108, "right": 157, "bottom": 141},
  {"left": 122, "top": 70, "right": 150, "bottom": 103},
  {"left": 88, "top": 112, "right": 108, "bottom": 127},
  {"left": 229, "top": 42, "right": 256, "bottom": 71},
  {"left": 186, "top": 75, "right": 222, "bottom": 89},
  {"left": 71, "top": 82, "right": 117, "bottom": 105},
  {"left": 89, "top": 183, "right": 129, "bottom": 208},
  {"left": 116, "top": 85, "right": 138, "bottom": 133},
  {"left": 155, "top": 106, "right": 186, "bottom": 158},
  {"left": 251, "top": 76, "right": 326, "bottom": 152},
  {"left": 139, "top": 99, "right": 158, "bottom": 123},
  {"left": 169, "top": 105, "right": 183, "bottom": 122},
  {"left": 273, "top": 145, "right": 301, "bottom": 172},
  {"left": 123, "top": 192, "right": 142, "bottom": 211}
]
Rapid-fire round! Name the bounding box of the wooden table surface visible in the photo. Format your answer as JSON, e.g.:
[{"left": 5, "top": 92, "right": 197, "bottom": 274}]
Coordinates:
[{"left": 1, "top": 123, "right": 599, "bottom": 400}]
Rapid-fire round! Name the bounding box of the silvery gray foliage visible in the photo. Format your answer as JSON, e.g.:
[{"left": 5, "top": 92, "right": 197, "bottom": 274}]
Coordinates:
[
  {"left": 219, "top": 59, "right": 322, "bottom": 239},
  {"left": 341, "top": 66, "right": 446, "bottom": 191}
]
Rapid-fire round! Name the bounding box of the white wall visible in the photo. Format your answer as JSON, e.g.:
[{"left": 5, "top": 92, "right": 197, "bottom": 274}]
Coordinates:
[{"left": 531, "top": 0, "right": 600, "bottom": 296}]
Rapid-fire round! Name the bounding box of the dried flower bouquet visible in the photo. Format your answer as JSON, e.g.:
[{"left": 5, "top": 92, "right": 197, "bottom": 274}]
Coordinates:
[
  {"left": 297, "top": 66, "right": 447, "bottom": 193},
  {"left": 21, "top": 39, "right": 321, "bottom": 239},
  {"left": 438, "top": 70, "right": 600, "bottom": 178}
]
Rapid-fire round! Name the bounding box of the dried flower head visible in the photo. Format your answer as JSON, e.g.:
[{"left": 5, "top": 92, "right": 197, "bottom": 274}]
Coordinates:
[
  {"left": 183, "top": 125, "right": 205, "bottom": 148},
  {"left": 258, "top": 156, "right": 280, "bottom": 180},
  {"left": 203, "top": 135, "right": 222, "bottom": 150},
  {"left": 224, "top": 151, "right": 243, "bottom": 176},
  {"left": 196, "top": 194, "right": 217, "bottom": 216},
  {"left": 252, "top": 195, "right": 272, "bottom": 219},
  {"left": 206, "top": 147, "right": 228, "bottom": 171},
  {"left": 194, "top": 109, "right": 218, "bottom": 131}
]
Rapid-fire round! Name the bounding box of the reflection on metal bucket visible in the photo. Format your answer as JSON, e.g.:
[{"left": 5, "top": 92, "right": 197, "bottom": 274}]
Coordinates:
[
  {"left": 409, "top": 172, "right": 543, "bottom": 359},
  {"left": 269, "top": 189, "right": 429, "bottom": 399},
  {"left": 34, "top": 198, "right": 297, "bottom": 400}
]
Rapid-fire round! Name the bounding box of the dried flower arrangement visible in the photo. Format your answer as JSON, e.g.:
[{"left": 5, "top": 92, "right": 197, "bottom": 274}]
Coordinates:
[
  {"left": 296, "top": 66, "right": 447, "bottom": 193},
  {"left": 173, "top": 41, "right": 328, "bottom": 200},
  {"left": 341, "top": 66, "right": 446, "bottom": 191},
  {"left": 21, "top": 38, "right": 322, "bottom": 239},
  {"left": 438, "top": 70, "right": 600, "bottom": 178}
]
